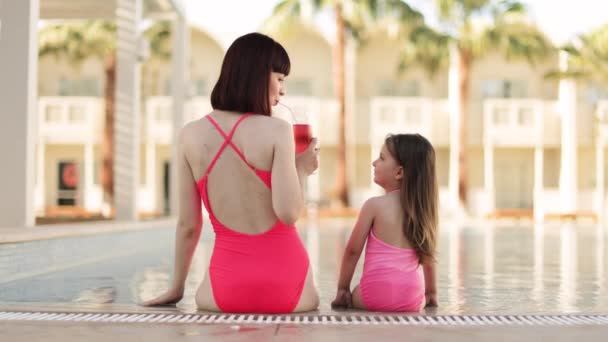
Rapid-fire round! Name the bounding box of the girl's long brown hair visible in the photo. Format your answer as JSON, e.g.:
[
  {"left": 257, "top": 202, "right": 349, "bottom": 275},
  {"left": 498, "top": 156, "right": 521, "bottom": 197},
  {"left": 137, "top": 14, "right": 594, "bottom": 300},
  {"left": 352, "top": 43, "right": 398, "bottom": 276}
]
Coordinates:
[{"left": 385, "top": 134, "right": 438, "bottom": 265}]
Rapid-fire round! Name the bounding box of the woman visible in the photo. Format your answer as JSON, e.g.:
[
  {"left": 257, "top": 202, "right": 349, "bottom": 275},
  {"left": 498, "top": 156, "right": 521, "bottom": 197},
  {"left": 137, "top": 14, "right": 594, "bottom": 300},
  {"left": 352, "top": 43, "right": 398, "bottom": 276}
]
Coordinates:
[{"left": 142, "top": 33, "right": 320, "bottom": 313}]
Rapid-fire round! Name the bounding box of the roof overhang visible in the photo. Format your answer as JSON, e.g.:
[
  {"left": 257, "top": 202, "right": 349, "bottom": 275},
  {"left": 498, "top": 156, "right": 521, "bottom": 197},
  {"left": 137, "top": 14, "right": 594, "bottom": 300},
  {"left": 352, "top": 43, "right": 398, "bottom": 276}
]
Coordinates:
[{"left": 39, "top": 0, "right": 185, "bottom": 20}]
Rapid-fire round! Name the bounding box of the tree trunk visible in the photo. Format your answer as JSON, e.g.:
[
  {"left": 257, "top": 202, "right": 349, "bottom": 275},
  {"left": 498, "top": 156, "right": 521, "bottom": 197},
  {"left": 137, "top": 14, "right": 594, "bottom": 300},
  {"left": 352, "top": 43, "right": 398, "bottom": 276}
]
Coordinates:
[
  {"left": 101, "top": 54, "right": 116, "bottom": 210},
  {"left": 457, "top": 48, "right": 471, "bottom": 206},
  {"left": 334, "top": 2, "right": 349, "bottom": 207}
]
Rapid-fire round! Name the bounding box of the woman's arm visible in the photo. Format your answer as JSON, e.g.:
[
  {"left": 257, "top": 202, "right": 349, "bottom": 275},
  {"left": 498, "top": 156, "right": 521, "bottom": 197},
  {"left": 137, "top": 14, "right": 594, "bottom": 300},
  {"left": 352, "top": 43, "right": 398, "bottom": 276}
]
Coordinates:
[
  {"left": 336, "top": 198, "right": 376, "bottom": 292},
  {"left": 142, "top": 128, "right": 202, "bottom": 306},
  {"left": 270, "top": 119, "right": 311, "bottom": 225}
]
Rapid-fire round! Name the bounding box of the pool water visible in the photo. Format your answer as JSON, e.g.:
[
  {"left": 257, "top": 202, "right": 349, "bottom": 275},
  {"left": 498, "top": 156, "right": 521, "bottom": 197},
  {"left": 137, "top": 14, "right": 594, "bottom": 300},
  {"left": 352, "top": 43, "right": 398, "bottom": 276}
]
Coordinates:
[{"left": 1, "top": 219, "right": 606, "bottom": 314}]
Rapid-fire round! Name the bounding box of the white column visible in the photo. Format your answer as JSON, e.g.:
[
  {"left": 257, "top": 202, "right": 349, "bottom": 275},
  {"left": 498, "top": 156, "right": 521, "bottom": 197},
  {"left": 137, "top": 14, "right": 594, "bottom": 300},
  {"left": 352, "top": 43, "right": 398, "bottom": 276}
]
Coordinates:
[
  {"left": 0, "top": 0, "right": 39, "bottom": 228},
  {"left": 114, "top": 0, "right": 142, "bottom": 220},
  {"left": 146, "top": 141, "right": 157, "bottom": 212},
  {"left": 447, "top": 43, "right": 462, "bottom": 214},
  {"left": 345, "top": 36, "right": 357, "bottom": 205},
  {"left": 170, "top": 15, "right": 189, "bottom": 217},
  {"left": 483, "top": 142, "right": 495, "bottom": 215},
  {"left": 558, "top": 51, "right": 578, "bottom": 213},
  {"left": 534, "top": 146, "right": 544, "bottom": 222},
  {"left": 596, "top": 139, "right": 605, "bottom": 221},
  {"left": 83, "top": 143, "right": 95, "bottom": 210},
  {"left": 35, "top": 139, "right": 45, "bottom": 214},
  {"left": 534, "top": 105, "right": 545, "bottom": 222}
]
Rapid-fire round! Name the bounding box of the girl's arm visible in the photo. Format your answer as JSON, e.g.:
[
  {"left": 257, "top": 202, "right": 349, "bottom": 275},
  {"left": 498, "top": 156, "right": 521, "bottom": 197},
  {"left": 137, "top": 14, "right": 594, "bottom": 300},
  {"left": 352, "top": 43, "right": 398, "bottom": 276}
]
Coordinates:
[
  {"left": 336, "top": 198, "right": 377, "bottom": 292},
  {"left": 423, "top": 262, "right": 438, "bottom": 307},
  {"left": 142, "top": 127, "right": 203, "bottom": 306}
]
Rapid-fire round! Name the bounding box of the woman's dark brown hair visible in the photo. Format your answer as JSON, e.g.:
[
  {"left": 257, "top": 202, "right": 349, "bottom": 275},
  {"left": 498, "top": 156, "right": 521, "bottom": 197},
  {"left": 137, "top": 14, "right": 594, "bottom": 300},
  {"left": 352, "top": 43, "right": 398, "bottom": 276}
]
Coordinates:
[
  {"left": 385, "top": 134, "right": 438, "bottom": 265},
  {"left": 211, "top": 32, "right": 290, "bottom": 116}
]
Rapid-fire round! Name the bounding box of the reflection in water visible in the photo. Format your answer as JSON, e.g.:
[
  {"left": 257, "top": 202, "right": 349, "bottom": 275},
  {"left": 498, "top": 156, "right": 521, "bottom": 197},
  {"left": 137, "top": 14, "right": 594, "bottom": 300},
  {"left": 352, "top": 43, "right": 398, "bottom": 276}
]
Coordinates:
[
  {"left": 136, "top": 268, "right": 171, "bottom": 303},
  {"left": 66, "top": 222, "right": 608, "bottom": 313},
  {"left": 596, "top": 224, "right": 605, "bottom": 294},
  {"left": 532, "top": 224, "right": 544, "bottom": 303},
  {"left": 446, "top": 222, "right": 463, "bottom": 310},
  {"left": 5, "top": 220, "right": 607, "bottom": 314},
  {"left": 73, "top": 286, "right": 116, "bottom": 304},
  {"left": 484, "top": 224, "right": 495, "bottom": 292},
  {"left": 305, "top": 220, "right": 320, "bottom": 287},
  {"left": 559, "top": 224, "right": 577, "bottom": 311}
]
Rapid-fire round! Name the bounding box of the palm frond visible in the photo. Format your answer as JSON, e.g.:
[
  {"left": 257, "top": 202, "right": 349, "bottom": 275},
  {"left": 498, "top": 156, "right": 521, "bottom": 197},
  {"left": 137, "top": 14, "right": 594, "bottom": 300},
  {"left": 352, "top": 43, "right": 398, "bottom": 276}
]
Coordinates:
[
  {"left": 562, "top": 25, "right": 608, "bottom": 82},
  {"left": 477, "top": 15, "right": 553, "bottom": 63},
  {"left": 398, "top": 25, "right": 451, "bottom": 77},
  {"left": 38, "top": 20, "right": 116, "bottom": 64},
  {"left": 144, "top": 21, "right": 172, "bottom": 60},
  {"left": 261, "top": 0, "right": 304, "bottom": 37}
]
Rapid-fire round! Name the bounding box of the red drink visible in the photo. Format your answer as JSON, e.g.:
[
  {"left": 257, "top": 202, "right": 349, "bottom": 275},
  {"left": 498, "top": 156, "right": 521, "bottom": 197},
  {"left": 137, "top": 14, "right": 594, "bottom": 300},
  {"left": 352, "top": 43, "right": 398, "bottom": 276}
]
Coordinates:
[{"left": 293, "top": 124, "right": 312, "bottom": 154}]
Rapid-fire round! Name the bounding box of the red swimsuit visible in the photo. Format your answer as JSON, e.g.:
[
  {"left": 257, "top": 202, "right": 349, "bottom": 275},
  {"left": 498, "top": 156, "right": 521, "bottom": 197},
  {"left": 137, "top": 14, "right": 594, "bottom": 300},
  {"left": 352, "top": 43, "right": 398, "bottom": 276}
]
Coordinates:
[{"left": 196, "top": 114, "right": 310, "bottom": 313}]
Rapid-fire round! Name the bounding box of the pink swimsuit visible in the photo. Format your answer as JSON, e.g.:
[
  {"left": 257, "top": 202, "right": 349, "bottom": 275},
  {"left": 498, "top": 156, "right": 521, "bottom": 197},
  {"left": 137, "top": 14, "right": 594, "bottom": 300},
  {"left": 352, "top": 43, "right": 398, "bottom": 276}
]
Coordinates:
[
  {"left": 359, "top": 230, "right": 425, "bottom": 312},
  {"left": 196, "top": 114, "right": 310, "bottom": 313}
]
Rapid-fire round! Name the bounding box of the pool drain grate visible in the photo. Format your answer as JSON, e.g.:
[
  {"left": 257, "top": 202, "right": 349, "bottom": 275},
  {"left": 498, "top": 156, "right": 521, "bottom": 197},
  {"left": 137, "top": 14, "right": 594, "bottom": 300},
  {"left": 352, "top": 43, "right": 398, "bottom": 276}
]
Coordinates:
[{"left": 1, "top": 311, "right": 607, "bottom": 326}]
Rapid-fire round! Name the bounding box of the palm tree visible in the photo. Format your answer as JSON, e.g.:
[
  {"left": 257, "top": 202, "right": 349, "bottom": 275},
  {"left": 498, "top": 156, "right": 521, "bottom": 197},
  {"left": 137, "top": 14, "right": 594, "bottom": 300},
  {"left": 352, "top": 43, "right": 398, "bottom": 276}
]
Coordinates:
[
  {"left": 142, "top": 21, "right": 172, "bottom": 97},
  {"left": 39, "top": 21, "right": 117, "bottom": 210},
  {"left": 39, "top": 20, "right": 172, "bottom": 213},
  {"left": 400, "top": 0, "right": 553, "bottom": 208},
  {"left": 556, "top": 24, "right": 608, "bottom": 83},
  {"left": 264, "top": 0, "right": 424, "bottom": 207}
]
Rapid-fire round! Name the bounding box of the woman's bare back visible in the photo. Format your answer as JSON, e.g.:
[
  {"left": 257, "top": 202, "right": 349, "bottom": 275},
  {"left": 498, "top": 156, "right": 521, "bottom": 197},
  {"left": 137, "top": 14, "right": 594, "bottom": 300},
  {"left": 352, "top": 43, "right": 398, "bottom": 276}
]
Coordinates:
[{"left": 183, "top": 111, "right": 284, "bottom": 234}]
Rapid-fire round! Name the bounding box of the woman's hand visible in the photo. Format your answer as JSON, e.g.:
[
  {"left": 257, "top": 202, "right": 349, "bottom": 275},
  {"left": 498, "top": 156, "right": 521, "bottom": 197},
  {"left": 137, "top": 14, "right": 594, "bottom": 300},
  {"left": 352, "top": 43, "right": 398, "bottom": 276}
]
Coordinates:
[
  {"left": 140, "top": 287, "right": 184, "bottom": 307},
  {"left": 331, "top": 288, "right": 352, "bottom": 309},
  {"left": 425, "top": 292, "right": 438, "bottom": 308},
  {"left": 295, "top": 137, "right": 319, "bottom": 176}
]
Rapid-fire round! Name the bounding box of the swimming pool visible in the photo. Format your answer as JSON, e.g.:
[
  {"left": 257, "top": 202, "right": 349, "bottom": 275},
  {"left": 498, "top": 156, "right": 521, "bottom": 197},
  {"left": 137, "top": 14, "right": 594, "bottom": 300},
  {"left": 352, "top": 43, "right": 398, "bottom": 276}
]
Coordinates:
[{"left": 1, "top": 219, "right": 606, "bottom": 315}]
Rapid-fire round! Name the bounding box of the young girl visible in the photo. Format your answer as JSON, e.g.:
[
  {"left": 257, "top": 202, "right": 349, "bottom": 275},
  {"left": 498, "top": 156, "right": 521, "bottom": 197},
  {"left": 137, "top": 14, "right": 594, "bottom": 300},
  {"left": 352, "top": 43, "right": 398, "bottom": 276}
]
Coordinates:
[{"left": 331, "top": 134, "right": 438, "bottom": 312}]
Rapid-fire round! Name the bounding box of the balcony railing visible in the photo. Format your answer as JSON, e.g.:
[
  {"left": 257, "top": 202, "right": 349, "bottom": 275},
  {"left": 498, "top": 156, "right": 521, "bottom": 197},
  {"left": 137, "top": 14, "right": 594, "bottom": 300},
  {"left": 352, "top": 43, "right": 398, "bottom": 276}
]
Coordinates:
[
  {"left": 144, "top": 96, "right": 213, "bottom": 144},
  {"left": 483, "top": 99, "right": 561, "bottom": 147},
  {"left": 369, "top": 97, "right": 450, "bottom": 147},
  {"left": 280, "top": 96, "right": 339, "bottom": 146},
  {"left": 38, "top": 97, "right": 103, "bottom": 144}
]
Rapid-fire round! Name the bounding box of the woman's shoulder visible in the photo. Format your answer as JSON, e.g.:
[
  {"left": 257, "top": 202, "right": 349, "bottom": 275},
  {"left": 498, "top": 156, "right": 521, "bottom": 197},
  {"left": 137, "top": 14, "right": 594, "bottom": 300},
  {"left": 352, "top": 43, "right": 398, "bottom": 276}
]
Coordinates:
[
  {"left": 247, "top": 114, "right": 292, "bottom": 138},
  {"left": 179, "top": 118, "right": 209, "bottom": 143},
  {"left": 248, "top": 113, "right": 290, "bottom": 128}
]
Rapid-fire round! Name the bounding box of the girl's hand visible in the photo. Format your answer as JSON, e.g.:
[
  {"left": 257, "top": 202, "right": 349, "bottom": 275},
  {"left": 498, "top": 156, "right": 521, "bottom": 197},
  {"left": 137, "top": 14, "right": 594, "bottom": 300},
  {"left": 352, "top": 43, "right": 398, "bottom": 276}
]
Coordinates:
[
  {"left": 425, "top": 292, "right": 438, "bottom": 308},
  {"left": 140, "top": 287, "right": 184, "bottom": 307},
  {"left": 331, "top": 288, "right": 352, "bottom": 309},
  {"left": 295, "top": 137, "right": 319, "bottom": 176}
]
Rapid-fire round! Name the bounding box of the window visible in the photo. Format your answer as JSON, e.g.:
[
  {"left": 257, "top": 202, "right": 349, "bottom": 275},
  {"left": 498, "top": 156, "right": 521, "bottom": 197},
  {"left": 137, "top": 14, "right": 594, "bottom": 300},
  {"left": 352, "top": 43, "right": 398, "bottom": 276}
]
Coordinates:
[
  {"left": 585, "top": 83, "right": 608, "bottom": 105},
  {"left": 163, "top": 79, "right": 171, "bottom": 96},
  {"left": 377, "top": 79, "right": 420, "bottom": 97},
  {"left": 482, "top": 79, "right": 527, "bottom": 98},
  {"left": 286, "top": 78, "right": 313, "bottom": 96},
  {"left": 58, "top": 77, "right": 101, "bottom": 96},
  {"left": 193, "top": 78, "right": 207, "bottom": 96}
]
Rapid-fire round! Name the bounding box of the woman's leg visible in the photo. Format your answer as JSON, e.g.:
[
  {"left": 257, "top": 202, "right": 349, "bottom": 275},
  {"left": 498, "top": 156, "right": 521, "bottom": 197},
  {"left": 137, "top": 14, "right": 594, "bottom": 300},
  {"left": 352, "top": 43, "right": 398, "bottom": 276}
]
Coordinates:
[
  {"left": 351, "top": 285, "right": 367, "bottom": 310},
  {"left": 195, "top": 272, "right": 221, "bottom": 312},
  {"left": 292, "top": 266, "right": 320, "bottom": 312}
]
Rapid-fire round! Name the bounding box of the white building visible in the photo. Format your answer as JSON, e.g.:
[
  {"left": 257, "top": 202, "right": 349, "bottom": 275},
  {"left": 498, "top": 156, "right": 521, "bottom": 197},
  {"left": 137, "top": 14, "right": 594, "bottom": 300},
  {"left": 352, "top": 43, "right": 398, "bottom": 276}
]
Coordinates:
[
  {"left": 0, "top": 0, "right": 187, "bottom": 228},
  {"left": 9, "top": 10, "right": 608, "bottom": 224}
]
